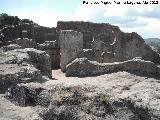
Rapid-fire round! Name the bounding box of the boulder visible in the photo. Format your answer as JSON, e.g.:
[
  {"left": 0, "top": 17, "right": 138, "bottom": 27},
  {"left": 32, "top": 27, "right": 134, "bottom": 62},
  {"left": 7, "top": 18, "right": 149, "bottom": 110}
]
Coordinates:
[{"left": 66, "top": 57, "right": 160, "bottom": 77}]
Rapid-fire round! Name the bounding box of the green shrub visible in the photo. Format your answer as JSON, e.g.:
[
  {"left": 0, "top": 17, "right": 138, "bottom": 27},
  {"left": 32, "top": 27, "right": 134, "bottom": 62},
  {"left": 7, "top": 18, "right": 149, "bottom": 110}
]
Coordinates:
[{"left": 99, "top": 93, "right": 111, "bottom": 104}]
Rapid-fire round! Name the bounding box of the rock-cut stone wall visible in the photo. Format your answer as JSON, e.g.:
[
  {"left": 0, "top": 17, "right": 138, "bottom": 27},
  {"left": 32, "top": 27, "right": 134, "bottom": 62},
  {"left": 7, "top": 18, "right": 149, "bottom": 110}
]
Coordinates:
[
  {"left": 57, "top": 21, "right": 160, "bottom": 64},
  {"left": 59, "top": 30, "right": 83, "bottom": 72},
  {"left": 66, "top": 57, "right": 160, "bottom": 78}
]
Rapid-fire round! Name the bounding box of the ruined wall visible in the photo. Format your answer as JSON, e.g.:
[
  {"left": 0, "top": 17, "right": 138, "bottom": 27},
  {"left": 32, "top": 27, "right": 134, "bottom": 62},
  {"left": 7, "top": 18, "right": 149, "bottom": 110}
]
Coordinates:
[
  {"left": 77, "top": 49, "right": 102, "bottom": 62},
  {"left": 77, "top": 49, "right": 115, "bottom": 63},
  {"left": 57, "top": 21, "right": 120, "bottom": 63},
  {"left": 0, "top": 24, "right": 57, "bottom": 47},
  {"left": 57, "top": 21, "right": 120, "bottom": 34},
  {"left": 82, "top": 31, "right": 93, "bottom": 49},
  {"left": 52, "top": 48, "right": 60, "bottom": 69},
  {"left": 102, "top": 52, "right": 115, "bottom": 63},
  {"left": 57, "top": 21, "right": 160, "bottom": 64},
  {"left": 34, "top": 26, "right": 56, "bottom": 44},
  {"left": 59, "top": 30, "right": 83, "bottom": 72},
  {"left": 16, "top": 38, "right": 37, "bottom": 48},
  {"left": 38, "top": 41, "right": 60, "bottom": 69},
  {"left": 115, "top": 32, "right": 160, "bottom": 63},
  {"left": 57, "top": 21, "right": 120, "bottom": 48},
  {"left": 66, "top": 57, "right": 160, "bottom": 77},
  {"left": 0, "top": 26, "right": 21, "bottom": 47}
]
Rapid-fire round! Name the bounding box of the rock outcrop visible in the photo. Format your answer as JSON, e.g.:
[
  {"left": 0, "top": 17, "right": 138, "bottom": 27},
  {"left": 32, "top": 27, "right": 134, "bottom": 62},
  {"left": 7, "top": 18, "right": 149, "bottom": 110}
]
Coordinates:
[
  {"left": 0, "top": 64, "right": 42, "bottom": 93},
  {"left": 24, "top": 48, "right": 52, "bottom": 77},
  {"left": 0, "top": 48, "right": 52, "bottom": 77},
  {"left": 66, "top": 57, "right": 160, "bottom": 77},
  {"left": 0, "top": 48, "right": 52, "bottom": 93}
]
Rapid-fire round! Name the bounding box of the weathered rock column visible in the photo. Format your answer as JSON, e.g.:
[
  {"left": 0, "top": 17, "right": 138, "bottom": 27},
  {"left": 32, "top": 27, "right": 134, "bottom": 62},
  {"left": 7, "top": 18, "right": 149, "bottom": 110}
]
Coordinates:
[{"left": 59, "top": 30, "right": 83, "bottom": 72}]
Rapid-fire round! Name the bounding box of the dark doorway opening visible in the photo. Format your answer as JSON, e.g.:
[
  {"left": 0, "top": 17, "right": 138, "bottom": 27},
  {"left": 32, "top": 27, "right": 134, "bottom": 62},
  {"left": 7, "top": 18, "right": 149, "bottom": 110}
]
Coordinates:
[
  {"left": 52, "top": 48, "right": 60, "bottom": 69},
  {"left": 83, "top": 31, "right": 93, "bottom": 49}
]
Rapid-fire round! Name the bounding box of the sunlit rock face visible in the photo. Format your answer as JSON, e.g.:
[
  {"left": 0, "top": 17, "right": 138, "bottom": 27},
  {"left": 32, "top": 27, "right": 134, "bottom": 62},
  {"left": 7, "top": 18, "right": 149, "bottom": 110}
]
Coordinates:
[{"left": 59, "top": 30, "right": 83, "bottom": 72}]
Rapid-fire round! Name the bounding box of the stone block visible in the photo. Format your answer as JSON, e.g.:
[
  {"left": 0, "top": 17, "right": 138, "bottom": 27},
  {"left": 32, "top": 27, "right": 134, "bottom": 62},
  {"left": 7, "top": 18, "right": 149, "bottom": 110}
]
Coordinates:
[{"left": 59, "top": 30, "right": 83, "bottom": 72}]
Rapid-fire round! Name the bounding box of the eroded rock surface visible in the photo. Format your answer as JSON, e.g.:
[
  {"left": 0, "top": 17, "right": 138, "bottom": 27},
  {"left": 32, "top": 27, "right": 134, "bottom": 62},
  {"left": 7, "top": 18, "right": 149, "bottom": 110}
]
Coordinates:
[
  {"left": 24, "top": 48, "right": 52, "bottom": 77},
  {"left": 8, "top": 83, "right": 43, "bottom": 106},
  {"left": 77, "top": 49, "right": 102, "bottom": 63},
  {"left": 6, "top": 77, "right": 160, "bottom": 120},
  {"left": 0, "top": 48, "right": 52, "bottom": 93},
  {"left": 0, "top": 64, "right": 42, "bottom": 93},
  {"left": 66, "top": 57, "right": 160, "bottom": 77},
  {"left": 0, "top": 48, "right": 52, "bottom": 77}
]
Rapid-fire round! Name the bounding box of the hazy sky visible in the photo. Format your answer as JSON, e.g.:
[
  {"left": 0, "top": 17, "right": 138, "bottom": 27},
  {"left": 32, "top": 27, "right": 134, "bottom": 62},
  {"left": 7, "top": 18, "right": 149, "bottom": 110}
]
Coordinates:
[{"left": 0, "top": 0, "right": 160, "bottom": 38}]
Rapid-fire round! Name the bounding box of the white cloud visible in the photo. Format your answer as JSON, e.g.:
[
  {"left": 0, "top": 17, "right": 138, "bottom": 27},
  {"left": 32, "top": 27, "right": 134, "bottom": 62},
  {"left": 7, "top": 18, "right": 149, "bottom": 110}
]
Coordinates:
[
  {"left": 73, "top": 3, "right": 96, "bottom": 21},
  {"left": 121, "top": 18, "right": 160, "bottom": 38},
  {"left": 13, "top": 6, "right": 71, "bottom": 27},
  {"left": 10, "top": 0, "right": 160, "bottom": 38},
  {"left": 72, "top": 0, "right": 160, "bottom": 38}
]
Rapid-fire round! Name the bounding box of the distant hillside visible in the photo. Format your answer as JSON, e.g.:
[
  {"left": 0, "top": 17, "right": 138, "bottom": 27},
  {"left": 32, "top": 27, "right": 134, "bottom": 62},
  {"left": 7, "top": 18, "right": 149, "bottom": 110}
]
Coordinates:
[{"left": 144, "top": 38, "right": 160, "bottom": 48}]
